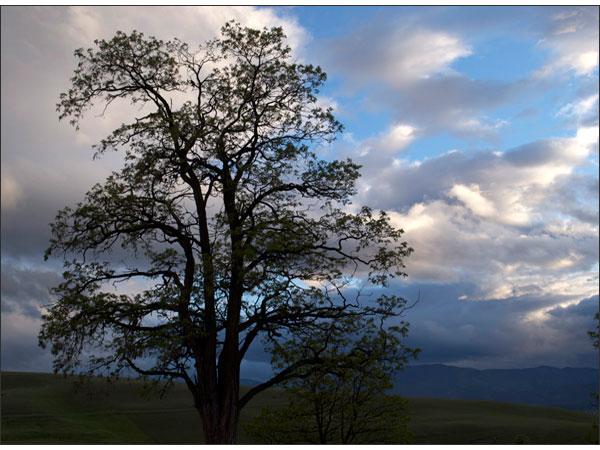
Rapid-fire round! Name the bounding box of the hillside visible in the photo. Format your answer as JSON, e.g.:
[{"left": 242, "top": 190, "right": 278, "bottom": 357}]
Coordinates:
[
  {"left": 1, "top": 371, "right": 597, "bottom": 444},
  {"left": 393, "top": 364, "right": 599, "bottom": 412}
]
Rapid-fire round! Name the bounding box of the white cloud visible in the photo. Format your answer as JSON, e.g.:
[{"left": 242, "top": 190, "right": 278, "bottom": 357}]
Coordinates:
[
  {"left": 62, "top": 6, "right": 307, "bottom": 54},
  {"left": 575, "top": 125, "right": 599, "bottom": 149},
  {"left": 352, "top": 126, "right": 598, "bottom": 303},
  {"left": 327, "top": 23, "right": 471, "bottom": 86},
  {"left": 0, "top": 6, "right": 311, "bottom": 258},
  {"left": 557, "top": 94, "right": 599, "bottom": 118},
  {"left": 379, "top": 124, "right": 418, "bottom": 152},
  {"left": 384, "top": 30, "right": 472, "bottom": 83},
  {"left": 340, "top": 122, "right": 419, "bottom": 182},
  {"left": 315, "top": 95, "right": 340, "bottom": 114},
  {"left": 449, "top": 184, "right": 495, "bottom": 218},
  {"left": 1, "top": 172, "right": 22, "bottom": 210},
  {"left": 536, "top": 7, "right": 599, "bottom": 77},
  {"left": 387, "top": 195, "right": 598, "bottom": 301},
  {"left": 50, "top": 6, "right": 309, "bottom": 145}
]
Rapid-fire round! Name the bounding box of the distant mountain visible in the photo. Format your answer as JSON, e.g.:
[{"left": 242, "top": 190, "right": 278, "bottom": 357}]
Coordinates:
[
  {"left": 240, "top": 378, "right": 262, "bottom": 387},
  {"left": 393, "top": 364, "right": 599, "bottom": 412}
]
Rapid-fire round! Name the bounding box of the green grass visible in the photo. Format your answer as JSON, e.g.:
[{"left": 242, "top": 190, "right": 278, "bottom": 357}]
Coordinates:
[
  {"left": 1, "top": 371, "right": 597, "bottom": 444},
  {"left": 406, "top": 397, "right": 597, "bottom": 444}
]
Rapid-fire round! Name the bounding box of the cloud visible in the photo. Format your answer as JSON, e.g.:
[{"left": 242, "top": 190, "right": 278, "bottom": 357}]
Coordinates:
[
  {"left": 0, "top": 6, "right": 311, "bottom": 262},
  {"left": 396, "top": 283, "right": 599, "bottom": 368},
  {"left": 317, "top": 9, "right": 567, "bottom": 144},
  {"left": 0, "top": 264, "right": 61, "bottom": 372},
  {"left": 357, "top": 123, "right": 418, "bottom": 158},
  {"left": 557, "top": 94, "right": 599, "bottom": 119},
  {"left": 535, "top": 7, "right": 599, "bottom": 77},
  {"left": 449, "top": 184, "right": 496, "bottom": 219},
  {"left": 382, "top": 74, "right": 525, "bottom": 133},
  {"left": 0, "top": 156, "right": 110, "bottom": 262},
  {"left": 320, "top": 6, "right": 596, "bottom": 145},
  {"left": 346, "top": 127, "right": 599, "bottom": 305},
  {"left": 322, "top": 19, "right": 514, "bottom": 142},
  {"left": 0, "top": 172, "right": 23, "bottom": 210},
  {"left": 353, "top": 127, "right": 597, "bottom": 212},
  {"left": 59, "top": 6, "right": 307, "bottom": 55},
  {"left": 390, "top": 191, "right": 596, "bottom": 290},
  {"left": 1, "top": 310, "right": 55, "bottom": 372},
  {"left": 325, "top": 21, "right": 471, "bottom": 86},
  {"left": 542, "top": 173, "right": 599, "bottom": 225},
  {"left": 1, "top": 264, "right": 59, "bottom": 317}
]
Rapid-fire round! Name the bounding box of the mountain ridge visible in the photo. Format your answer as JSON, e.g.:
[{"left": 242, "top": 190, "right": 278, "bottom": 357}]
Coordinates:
[{"left": 392, "top": 363, "right": 599, "bottom": 412}]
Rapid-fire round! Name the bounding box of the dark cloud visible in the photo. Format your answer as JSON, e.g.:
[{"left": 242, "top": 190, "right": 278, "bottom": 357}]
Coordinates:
[
  {"left": 546, "top": 295, "right": 599, "bottom": 320},
  {"left": 575, "top": 77, "right": 600, "bottom": 100},
  {"left": 393, "top": 282, "right": 599, "bottom": 369},
  {"left": 542, "top": 173, "right": 599, "bottom": 225},
  {"left": 0, "top": 160, "right": 105, "bottom": 262},
  {"left": 504, "top": 139, "right": 579, "bottom": 167},
  {"left": 1, "top": 264, "right": 60, "bottom": 317},
  {"left": 406, "top": 7, "right": 544, "bottom": 37},
  {"left": 382, "top": 76, "right": 540, "bottom": 141},
  {"left": 351, "top": 149, "right": 488, "bottom": 210},
  {"left": 0, "top": 330, "right": 55, "bottom": 373},
  {"left": 1, "top": 264, "right": 60, "bottom": 372}
]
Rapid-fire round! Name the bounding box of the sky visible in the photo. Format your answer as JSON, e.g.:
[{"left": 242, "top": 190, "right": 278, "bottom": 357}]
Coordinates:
[{"left": 1, "top": 5, "right": 598, "bottom": 380}]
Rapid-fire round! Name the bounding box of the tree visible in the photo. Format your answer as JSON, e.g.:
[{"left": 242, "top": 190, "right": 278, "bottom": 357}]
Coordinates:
[
  {"left": 588, "top": 312, "right": 599, "bottom": 350},
  {"left": 39, "top": 22, "right": 414, "bottom": 444},
  {"left": 587, "top": 312, "right": 599, "bottom": 444},
  {"left": 244, "top": 304, "right": 418, "bottom": 444}
]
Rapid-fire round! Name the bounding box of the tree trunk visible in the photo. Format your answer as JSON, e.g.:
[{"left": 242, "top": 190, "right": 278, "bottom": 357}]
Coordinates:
[
  {"left": 193, "top": 329, "right": 241, "bottom": 444},
  {"left": 200, "top": 411, "right": 239, "bottom": 444},
  {"left": 196, "top": 376, "right": 240, "bottom": 444}
]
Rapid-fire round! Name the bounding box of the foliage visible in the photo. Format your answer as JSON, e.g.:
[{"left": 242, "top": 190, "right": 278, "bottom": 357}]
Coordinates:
[
  {"left": 585, "top": 421, "right": 599, "bottom": 445},
  {"left": 245, "top": 393, "right": 411, "bottom": 444},
  {"left": 39, "top": 21, "right": 414, "bottom": 444},
  {"left": 244, "top": 304, "right": 417, "bottom": 444},
  {"left": 588, "top": 312, "right": 599, "bottom": 350},
  {"left": 587, "top": 311, "right": 599, "bottom": 444}
]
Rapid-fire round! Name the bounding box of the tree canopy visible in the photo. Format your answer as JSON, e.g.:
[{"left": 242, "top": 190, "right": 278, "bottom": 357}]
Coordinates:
[{"left": 40, "top": 22, "right": 415, "bottom": 444}]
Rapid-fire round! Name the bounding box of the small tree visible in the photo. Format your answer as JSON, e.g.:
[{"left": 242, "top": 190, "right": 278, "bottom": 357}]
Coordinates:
[
  {"left": 589, "top": 312, "right": 599, "bottom": 350},
  {"left": 245, "top": 302, "right": 418, "bottom": 444},
  {"left": 40, "top": 22, "right": 414, "bottom": 444},
  {"left": 588, "top": 312, "right": 599, "bottom": 444}
]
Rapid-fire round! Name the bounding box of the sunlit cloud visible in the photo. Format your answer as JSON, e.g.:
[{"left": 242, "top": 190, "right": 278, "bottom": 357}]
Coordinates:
[
  {"left": 535, "top": 7, "right": 599, "bottom": 77},
  {"left": 0, "top": 172, "right": 22, "bottom": 210}
]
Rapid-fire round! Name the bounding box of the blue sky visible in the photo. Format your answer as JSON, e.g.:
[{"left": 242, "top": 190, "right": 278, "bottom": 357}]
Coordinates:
[{"left": 1, "top": 6, "right": 598, "bottom": 377}]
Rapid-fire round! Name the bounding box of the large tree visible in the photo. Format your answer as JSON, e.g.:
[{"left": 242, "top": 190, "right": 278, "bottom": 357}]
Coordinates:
[{"left": 40, "top": 22, "right": 414, "bottom": 444}]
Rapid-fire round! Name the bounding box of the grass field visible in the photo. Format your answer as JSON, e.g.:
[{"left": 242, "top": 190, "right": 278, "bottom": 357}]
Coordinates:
[{"left": 1, "top": 371, "right": 597, "bottom": 444}]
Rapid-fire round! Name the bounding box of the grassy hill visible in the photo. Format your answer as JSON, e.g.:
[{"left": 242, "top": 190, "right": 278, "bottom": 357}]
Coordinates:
[{"left": 1, "top": 371, "right": 597, "bottom": 444}]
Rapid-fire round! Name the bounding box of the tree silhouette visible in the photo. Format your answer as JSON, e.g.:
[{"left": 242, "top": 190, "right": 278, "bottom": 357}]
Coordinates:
[{"left": 40, "top": 22, "right": 414, "bottom": 444}]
